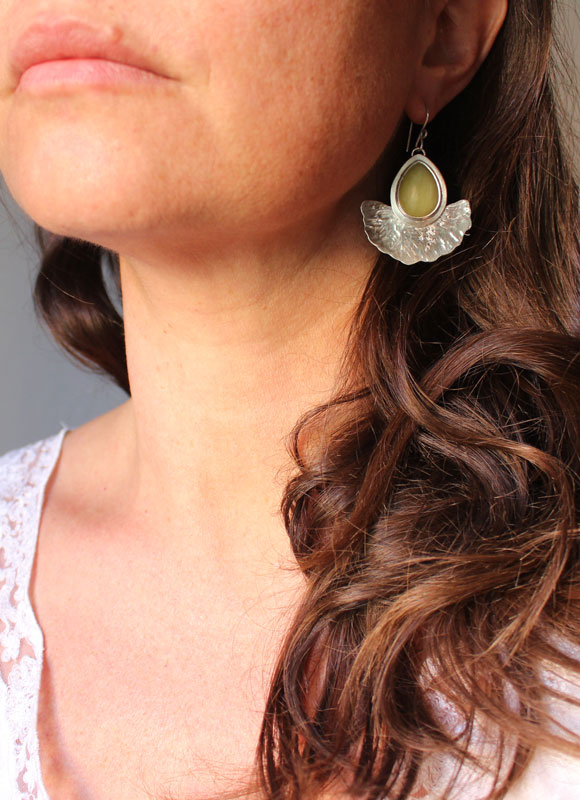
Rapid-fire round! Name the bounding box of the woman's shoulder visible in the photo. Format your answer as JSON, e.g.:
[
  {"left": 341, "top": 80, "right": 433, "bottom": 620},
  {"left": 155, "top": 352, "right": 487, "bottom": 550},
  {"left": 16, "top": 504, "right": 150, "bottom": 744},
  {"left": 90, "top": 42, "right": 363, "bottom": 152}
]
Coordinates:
[{"left": 416, "top": 640, "right": 580, "bottom": 798}]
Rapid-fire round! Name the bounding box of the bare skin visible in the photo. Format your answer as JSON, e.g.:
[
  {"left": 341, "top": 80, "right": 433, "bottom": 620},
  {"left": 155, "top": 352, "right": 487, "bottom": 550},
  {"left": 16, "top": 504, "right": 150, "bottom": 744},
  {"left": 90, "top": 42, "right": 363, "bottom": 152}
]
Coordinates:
[
  {"left": 0, "top": 0, "right": 507, "bottom": 796},
  {"left": 34, "top": 407, "right": 308, "bottom": 799}
]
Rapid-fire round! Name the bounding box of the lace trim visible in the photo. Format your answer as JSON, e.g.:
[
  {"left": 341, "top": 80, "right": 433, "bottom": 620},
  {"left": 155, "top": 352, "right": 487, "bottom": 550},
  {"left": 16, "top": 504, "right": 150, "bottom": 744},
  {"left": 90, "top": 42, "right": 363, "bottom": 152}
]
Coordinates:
[{"left": 0, "top": 428, "right": 69, "bottom": 800}]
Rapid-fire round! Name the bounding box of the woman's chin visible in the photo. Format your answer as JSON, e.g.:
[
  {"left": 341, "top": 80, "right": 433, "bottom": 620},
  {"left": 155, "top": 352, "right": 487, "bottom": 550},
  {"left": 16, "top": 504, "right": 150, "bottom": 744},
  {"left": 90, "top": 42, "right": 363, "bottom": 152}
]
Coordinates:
[
  {"left": 2, "top": 156, "right": 161, "bottom": 244},
  {"left": 4, "top": 182, "right": 138, "bottom": 242},
  {"left": 1, "top": 116, "right": 166, "bottom": 236}
]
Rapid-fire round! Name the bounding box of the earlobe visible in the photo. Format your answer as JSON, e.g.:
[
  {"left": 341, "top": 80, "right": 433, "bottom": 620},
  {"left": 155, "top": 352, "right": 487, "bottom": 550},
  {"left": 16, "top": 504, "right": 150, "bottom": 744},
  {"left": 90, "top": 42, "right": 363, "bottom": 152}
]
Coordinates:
[{"left": 405, "top": 0, "right": 508, "bottom": 124}]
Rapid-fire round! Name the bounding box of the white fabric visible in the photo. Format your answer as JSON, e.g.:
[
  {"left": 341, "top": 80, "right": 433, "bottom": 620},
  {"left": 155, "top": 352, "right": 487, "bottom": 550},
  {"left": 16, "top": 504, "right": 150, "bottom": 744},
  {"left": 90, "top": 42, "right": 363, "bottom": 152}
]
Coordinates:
[
  {"left": 0, "top": 427, "right": 579, "bottom": 799},
  {"left": 0, "top": 428, "right": 67, "bottom": 800}
]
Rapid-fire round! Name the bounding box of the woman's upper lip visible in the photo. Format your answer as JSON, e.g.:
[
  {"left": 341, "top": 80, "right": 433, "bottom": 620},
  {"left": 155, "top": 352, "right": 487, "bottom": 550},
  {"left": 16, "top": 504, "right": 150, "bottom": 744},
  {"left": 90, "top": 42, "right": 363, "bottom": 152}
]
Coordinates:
[{"left": 10, "top": 18, "right": 170, "bottom": 85}]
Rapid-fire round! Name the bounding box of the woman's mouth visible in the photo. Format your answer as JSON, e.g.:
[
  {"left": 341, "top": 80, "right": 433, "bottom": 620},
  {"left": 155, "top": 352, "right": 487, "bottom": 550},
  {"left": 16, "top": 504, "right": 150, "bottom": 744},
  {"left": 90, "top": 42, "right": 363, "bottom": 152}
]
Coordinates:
[
  {"left": 18, "top": 58, "right": 171, "bottom": 92},
  {"left": 11, "top": 17, "right": 173, "bottom": 92}
]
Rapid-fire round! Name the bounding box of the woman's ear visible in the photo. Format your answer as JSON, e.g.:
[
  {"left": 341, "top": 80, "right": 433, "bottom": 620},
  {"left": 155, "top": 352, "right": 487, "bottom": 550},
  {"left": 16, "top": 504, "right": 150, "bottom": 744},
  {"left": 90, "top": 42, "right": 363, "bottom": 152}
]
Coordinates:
[{"left": 406, "top": 0, "right": 508, "bottom": 123}]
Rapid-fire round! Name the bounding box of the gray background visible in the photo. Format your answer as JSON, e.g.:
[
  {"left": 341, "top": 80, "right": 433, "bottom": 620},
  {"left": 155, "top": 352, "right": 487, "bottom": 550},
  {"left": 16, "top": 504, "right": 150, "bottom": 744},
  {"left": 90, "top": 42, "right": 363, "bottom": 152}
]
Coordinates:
[{"left": 1, "top": 4, "right": 579, "bottom": 453}]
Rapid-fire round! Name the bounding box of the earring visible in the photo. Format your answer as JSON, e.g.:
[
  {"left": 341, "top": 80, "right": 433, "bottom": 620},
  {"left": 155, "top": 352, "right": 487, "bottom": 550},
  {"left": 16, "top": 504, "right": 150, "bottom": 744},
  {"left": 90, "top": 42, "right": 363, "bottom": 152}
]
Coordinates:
[{"left": 360, "top": 112, "right": 472, "bottom": 265}]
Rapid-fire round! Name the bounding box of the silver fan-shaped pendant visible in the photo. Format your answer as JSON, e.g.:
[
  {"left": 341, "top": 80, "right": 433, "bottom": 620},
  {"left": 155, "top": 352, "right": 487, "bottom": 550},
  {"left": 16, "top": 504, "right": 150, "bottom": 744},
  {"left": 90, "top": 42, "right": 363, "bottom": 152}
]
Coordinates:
[{"left": 360, "top": 153, "right": 472, "bottom": 265}]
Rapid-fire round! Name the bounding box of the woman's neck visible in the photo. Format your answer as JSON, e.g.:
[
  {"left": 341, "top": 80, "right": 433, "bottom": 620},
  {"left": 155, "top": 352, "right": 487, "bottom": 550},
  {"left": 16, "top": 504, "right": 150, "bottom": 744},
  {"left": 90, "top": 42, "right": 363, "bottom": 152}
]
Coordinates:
[{"left": 92, "top": 196, "right": 374, "bottom": 562}]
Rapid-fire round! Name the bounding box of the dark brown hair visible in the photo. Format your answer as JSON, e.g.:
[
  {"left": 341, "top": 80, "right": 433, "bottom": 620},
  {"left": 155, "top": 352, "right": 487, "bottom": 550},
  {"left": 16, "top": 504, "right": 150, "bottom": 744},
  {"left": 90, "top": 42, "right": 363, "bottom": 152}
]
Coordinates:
[{"left": 31, "top": 1, "right": 580, "bottom": 797}]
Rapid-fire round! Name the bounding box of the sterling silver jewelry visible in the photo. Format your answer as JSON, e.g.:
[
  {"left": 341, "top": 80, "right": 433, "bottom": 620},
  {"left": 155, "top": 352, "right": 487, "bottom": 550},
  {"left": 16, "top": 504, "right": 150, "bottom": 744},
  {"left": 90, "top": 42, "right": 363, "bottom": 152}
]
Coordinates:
[{"left": 360, "top": 112, "right": 472, "bottom": 265}]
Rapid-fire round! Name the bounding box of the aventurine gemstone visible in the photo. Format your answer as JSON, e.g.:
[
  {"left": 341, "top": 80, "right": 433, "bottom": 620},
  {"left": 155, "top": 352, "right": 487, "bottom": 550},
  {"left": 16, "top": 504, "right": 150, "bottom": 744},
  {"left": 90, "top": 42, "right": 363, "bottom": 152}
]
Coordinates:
[{"left": 398, "top": 162, "right": 439, "bottom": 218}]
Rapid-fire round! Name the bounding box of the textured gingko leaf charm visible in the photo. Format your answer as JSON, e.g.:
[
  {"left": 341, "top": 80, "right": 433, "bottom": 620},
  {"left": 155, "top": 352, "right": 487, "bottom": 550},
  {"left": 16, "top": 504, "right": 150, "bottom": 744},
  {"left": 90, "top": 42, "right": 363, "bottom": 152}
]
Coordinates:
[
  {"left": 360, "top": 154, "right": 472, "bottom": 265},
  {"left": 361, "top": 199, "right": 472, "bottom": 265}
]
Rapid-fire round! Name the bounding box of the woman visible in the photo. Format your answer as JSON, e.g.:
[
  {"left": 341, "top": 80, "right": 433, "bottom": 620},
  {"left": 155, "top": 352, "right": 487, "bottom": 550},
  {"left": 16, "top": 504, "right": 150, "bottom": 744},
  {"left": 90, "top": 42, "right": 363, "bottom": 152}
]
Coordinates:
[{"left": 0, "top": 0, "right": 579, "bottom": 797}]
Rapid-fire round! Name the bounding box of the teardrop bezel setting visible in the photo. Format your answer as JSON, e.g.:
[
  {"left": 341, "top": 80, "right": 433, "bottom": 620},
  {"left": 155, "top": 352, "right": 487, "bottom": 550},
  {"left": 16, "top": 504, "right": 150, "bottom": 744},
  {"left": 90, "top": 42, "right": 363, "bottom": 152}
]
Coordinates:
[{"left": 390, "top": 153, "right": 448, "bottom": 228}]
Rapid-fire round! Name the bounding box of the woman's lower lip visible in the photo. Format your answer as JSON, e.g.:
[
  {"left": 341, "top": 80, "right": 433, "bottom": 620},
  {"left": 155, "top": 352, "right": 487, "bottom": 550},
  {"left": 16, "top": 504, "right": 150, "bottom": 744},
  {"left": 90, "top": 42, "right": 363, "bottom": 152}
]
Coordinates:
[{"left": 17, "top": 59, "right": 169, "bottom": 91}]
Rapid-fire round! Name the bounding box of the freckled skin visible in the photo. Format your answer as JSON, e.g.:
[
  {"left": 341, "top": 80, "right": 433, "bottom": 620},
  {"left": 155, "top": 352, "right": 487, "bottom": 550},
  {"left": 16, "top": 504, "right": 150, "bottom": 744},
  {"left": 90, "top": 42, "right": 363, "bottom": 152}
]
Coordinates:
[{"left": 0, "top": 0, "right": 425, "bottom": 255}]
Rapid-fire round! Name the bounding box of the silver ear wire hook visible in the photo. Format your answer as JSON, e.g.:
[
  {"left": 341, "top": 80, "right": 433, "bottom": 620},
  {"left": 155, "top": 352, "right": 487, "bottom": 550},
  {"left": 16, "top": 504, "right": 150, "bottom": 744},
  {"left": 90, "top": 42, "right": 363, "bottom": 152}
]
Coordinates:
[{"left": 406, "top": 110, "right": 430, "bottom": 156}]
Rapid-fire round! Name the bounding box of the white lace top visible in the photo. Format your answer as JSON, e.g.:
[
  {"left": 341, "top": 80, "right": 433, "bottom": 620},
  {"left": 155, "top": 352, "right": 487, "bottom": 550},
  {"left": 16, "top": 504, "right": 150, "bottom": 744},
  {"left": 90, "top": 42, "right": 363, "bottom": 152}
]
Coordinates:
[
  {"left": 1, "top": 427, "right": 580, "bottom": 800},
  {"left": 0, "top": 427, "right": 68, "bottom": 800}
]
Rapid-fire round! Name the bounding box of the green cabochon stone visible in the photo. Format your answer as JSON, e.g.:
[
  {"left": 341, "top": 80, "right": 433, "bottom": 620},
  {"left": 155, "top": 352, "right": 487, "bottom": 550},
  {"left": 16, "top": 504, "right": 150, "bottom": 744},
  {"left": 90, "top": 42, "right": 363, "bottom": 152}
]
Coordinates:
[{"left": 398, "top": 162, "right": 439, "bottom": 218}]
